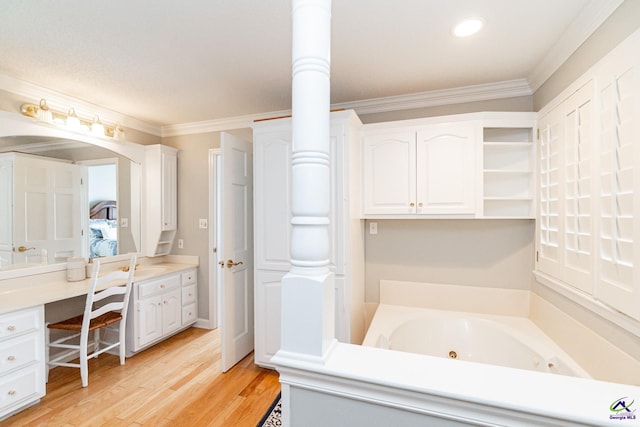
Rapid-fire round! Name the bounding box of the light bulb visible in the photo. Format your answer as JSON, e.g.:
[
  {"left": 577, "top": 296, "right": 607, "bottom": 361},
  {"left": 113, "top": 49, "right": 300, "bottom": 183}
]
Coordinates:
[
  {"left": 91, "top": 115, "right": 105, "bottom": 137},
  {"left": 452, "top": 17, "right": 485, "bottom": 38},
  {"left": 66, "top": 108, "right": 81, "bottom": 131}
]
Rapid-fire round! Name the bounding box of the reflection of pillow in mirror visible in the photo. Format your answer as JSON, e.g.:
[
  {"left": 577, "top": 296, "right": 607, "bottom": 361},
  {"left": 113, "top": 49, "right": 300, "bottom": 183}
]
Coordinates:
[
  {"left": 89, "top": 226, "right": 103, "bottom": 239},
  {"left": 102, "top": 223, "right": 118, "bottom": 240}
]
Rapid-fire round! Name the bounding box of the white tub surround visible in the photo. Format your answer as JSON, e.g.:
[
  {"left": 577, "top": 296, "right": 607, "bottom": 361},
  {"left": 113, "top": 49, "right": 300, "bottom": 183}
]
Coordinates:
[{"left": 274, "top": 343, "right": 640, "bottom": 427}]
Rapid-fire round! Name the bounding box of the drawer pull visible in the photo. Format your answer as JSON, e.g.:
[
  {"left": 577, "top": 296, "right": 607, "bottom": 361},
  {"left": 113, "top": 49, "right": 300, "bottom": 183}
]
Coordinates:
[
  {"left": 160, "top": 284, "right": 165, "bottom": 289},
  {"left": 7, "top": 355, "right": 15, "bottom": 361},
  {"left": 7, "top": 325, "right": 16, "bottom": 332},
  {"left": 8, "top": 390, "right": 16, "bottom": 396}
]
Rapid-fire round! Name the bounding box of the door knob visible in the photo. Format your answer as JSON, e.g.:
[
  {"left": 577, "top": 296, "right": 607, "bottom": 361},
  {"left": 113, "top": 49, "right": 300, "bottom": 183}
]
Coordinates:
[{"left": 226, "top": 259, "right": 244, "bottom": 268}]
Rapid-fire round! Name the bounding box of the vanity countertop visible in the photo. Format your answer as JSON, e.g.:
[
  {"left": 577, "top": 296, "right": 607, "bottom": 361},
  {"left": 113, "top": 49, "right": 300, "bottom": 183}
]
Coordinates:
[{"left": 0, "top": 261, "right": 198, "bottom": 315}]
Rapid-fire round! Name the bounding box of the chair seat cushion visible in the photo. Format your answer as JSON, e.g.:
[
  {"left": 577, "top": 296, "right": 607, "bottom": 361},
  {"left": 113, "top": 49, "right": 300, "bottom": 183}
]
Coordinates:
[{"left": 48, "top": 311, "right": 123, "bottom": 332}]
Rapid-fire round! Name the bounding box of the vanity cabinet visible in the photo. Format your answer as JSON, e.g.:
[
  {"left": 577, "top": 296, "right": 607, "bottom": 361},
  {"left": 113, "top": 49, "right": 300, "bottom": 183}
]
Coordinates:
[
  {"left": 144, "top": 145, "right": 178, "bottom": 257},
  {"left": 0, "top": 306, "right": 45, "bottom": 421},
  {"left": 362, "top": 122, "right": 479, "bottom": 216},
  {"left": 252, "top": 110, "right": 366, "bottom": 368},
  {"left": 127, "top": 268, "right": 197, "bottom": 355}
]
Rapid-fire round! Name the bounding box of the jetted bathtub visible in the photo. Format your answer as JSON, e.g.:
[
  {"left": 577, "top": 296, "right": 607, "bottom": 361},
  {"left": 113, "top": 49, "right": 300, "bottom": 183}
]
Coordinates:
[{"left": 362, "top": 304, "right": 591, "bottom": 378}]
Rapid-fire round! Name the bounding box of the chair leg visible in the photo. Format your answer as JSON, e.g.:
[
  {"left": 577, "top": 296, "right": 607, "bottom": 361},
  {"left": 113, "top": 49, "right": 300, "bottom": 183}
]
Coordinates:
[
  {"left": 94, "top": 329, "right": 100, "bottom": 356},
  {"left": 119, "top": 323, "right": 126, "bottom": 365}
]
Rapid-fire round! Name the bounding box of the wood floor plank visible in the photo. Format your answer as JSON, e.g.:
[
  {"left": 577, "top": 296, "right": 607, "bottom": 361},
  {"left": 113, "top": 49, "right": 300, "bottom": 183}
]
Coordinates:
[{"left": 3, "top": 328, "right": 280, "bottom": 427}]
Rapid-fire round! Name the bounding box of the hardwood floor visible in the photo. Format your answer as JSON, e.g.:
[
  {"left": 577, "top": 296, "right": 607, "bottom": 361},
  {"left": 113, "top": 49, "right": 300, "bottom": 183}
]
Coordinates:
[{"left": 4, "top": 328, "right": 280, "bottom": 427}]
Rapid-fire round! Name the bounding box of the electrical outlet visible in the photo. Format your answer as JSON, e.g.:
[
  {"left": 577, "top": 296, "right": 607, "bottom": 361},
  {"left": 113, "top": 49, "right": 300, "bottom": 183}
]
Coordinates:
[
  {"left": 199, "top": 218, "right": 208, "bottom": 229},
  {"left": 178, "top": 239, "right": 184, "bottom": 249},
  {"left": 120, "top": 217, "right": 129, "bottom": 227},
  {"left": 369, "top": 222, "right": 378, "bottom": 235}
]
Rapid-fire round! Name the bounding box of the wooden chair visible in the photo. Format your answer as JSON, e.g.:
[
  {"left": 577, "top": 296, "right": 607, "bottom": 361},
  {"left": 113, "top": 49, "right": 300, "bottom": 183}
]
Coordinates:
[{"left": 46, "top": 256, "right": 136, "bottom": 387}]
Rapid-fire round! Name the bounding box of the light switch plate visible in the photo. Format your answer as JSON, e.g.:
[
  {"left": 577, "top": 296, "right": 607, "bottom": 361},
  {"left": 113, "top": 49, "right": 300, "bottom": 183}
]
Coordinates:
[
  {"left": 199, "top": 218, "right": 208, "bottom": 229},
  {"left": 369, "top": 222, "right": 378, "bottom": 235}
]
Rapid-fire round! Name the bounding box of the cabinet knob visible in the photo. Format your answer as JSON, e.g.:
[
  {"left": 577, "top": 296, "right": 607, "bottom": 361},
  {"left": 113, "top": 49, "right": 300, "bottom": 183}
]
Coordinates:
[
  {"left": 160, "top": 284, "right": 165, "bottom": 289},
  {"left": 409, "top": 202, "right": 415, "bottom": 207},
  {"left": 418, "top": 202, "right": 423, "bottom": 208},
  {"left": 8, "top": 390, "right": 16, "bottom": 396},
  {"left": 7, "top": 325, "right": 16, "bottom": 332},
  {"left": 7, "top": 355, "right": 15, "bottom": 361}
]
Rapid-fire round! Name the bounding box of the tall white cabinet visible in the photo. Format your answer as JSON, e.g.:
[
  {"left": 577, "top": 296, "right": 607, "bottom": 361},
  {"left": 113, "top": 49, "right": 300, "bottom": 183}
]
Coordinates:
[
  {"left": 143, "top": 145, "right": 178, "bottom": 257},
  {"left": 253, "top": 110, "right": 365, "bottom": 368}
]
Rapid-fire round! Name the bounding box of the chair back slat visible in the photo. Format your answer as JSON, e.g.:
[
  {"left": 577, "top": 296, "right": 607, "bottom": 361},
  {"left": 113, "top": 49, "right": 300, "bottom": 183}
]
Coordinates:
[{"left": 83, "top": 257, "right": 136, "bottom": 331}]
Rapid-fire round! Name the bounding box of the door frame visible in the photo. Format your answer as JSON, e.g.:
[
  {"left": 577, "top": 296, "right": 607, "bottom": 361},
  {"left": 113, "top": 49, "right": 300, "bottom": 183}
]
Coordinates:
[{"left": 208, "top": 148, "right": 221, "bottom": 329}]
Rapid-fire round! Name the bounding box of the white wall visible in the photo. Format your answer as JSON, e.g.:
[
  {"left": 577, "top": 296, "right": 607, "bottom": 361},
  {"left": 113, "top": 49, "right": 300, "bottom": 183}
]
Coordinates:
[{"left": 364, "top": 219, "right": 535, "bottom": 303}]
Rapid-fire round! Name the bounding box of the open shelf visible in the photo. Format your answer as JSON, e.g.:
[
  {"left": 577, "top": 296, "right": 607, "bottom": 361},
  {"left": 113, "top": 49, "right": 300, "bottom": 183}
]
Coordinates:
[{"left": 482, "top": 127, "right": 535, "bottom": 218}]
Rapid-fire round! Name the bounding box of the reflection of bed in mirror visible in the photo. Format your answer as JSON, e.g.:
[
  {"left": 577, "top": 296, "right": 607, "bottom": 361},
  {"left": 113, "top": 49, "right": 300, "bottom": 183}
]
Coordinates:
[{"left": 89, "top": 200, "right": 118, "bottom": 257}]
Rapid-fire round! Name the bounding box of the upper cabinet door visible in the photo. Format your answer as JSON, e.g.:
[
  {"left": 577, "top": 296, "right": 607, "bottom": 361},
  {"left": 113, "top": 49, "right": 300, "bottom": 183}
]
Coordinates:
[
  {"left": 161, "top": 150, "right": 177, "bottom": 231},
  {"left": 362, "top": 131, "right": 415, "bottom": 215},
  {"left": 416, "top": 125, "right": 477, "bottom": 214}
]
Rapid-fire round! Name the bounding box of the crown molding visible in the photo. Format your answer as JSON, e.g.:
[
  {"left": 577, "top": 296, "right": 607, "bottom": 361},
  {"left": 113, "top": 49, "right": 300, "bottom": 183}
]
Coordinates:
[
  {"left": 527, "top": 0, "right": 623, "bottom": 92},
  {"left": 331, "top": 79, "right": 532, "bottom": 116},
  {"left": 0, "top": 73, "right": 162, "bottom": 137},
  {"left": 162, "top": 79, "right": 532, "bottom": 136},
  {"left": 160, "top": 109, "right": 293, "bottom": 137}
]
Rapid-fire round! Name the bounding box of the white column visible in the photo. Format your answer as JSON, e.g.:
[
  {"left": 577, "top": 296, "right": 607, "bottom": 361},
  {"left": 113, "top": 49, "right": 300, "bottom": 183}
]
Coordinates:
[{"left": 279, "top": 0, "right": 335, "bottom": 362}]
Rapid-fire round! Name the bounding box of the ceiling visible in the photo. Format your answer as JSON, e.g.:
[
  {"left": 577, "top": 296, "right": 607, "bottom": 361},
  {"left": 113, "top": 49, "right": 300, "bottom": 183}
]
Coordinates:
[{"left": 0, "top": 1, "right": 622, "bottom": 129}]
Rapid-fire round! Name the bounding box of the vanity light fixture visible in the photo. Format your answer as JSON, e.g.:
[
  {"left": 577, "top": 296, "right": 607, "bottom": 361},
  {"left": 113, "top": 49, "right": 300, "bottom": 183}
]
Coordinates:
[
  {"left": 452, "top": 17, "right": 485, "bottom": 37},
  {"left": 20, "top": 99, "right": 125, "bottom": 140}
]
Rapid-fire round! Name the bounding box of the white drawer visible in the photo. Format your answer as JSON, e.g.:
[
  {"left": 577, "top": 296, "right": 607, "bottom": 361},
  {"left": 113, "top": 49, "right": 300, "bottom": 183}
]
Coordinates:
[
  {"left": 0, "top": 365, "right": 43, "bottom": 416},
  {"left": 0, "top": 307, "right": 40, "bottom": 342},
  {"left": 181, "top": 270, "right": 196, "bottom": 286},
  {"left": 138, "top": 276, "right": 180, "bottom": 299},
  {"left": 0, "top": 333, "right": 39, "bottom": 376},
  {"left": 181, "top": 285, "right": 196, "bottom": 305},
  {"left": 182, "top": 303, "right": 197, "bottom": 325}
]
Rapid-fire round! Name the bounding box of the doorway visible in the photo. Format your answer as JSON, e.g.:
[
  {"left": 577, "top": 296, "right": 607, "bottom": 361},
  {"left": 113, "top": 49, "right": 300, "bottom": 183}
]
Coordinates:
[{"left": 208, "top": 133, "right": 254, "bottom": 372}]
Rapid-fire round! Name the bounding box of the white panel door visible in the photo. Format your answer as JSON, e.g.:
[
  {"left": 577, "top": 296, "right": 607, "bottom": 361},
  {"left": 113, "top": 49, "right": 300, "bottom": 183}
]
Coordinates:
[
  {"left": 219, "top": 133, "right": 254, "bottom": 372},
  {"left": 362, "top": 131, "right": 415, "bottom": 214},
  {"left": 415, "top": 125, "right": 477, "bottom": 214},
  {"left": 0, "top": 157, "right": 12, "bottom": 266},
  {"left": 13, "top": 156, "right": 83, "bottom": 264}
]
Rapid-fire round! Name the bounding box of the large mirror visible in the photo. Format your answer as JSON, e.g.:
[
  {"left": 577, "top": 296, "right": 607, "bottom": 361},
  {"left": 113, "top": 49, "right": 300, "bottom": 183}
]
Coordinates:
[{"left": 0, "top": 112, "right": 144, "bottom": 275}]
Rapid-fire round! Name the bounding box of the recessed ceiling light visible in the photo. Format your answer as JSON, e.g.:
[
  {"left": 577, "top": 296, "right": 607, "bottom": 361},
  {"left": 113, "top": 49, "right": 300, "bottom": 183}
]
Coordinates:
[{"left": 452, "top": 17, "right": 485, "bottom": 37}]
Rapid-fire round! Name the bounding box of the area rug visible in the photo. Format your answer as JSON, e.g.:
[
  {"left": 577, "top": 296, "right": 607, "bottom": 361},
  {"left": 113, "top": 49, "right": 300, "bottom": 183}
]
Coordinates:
[{"left": 257, "top": 392, "right": 281, "bottom": 427}]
